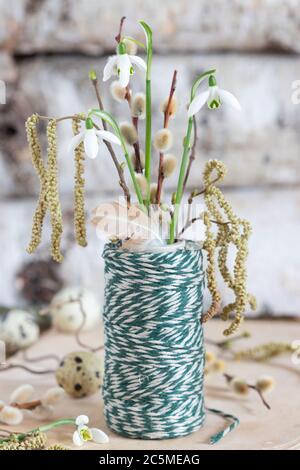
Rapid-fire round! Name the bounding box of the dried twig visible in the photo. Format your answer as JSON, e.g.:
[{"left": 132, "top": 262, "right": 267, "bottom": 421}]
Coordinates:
[
  {"left": 224, "top": 373, "right": 271, "bottom": 410},
  {"left": 156, "top": 70, "right": 177, "bottom": 205}
]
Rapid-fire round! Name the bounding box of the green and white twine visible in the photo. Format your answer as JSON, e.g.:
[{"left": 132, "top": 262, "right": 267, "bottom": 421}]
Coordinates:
[{"left": 102, "top": 242, "right": 239, "bottom": 444}]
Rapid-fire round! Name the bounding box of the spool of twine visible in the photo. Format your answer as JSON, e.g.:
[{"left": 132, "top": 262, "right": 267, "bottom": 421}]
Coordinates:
[{"left": 102, "top": 241, "right": 239, "bottom": 442}]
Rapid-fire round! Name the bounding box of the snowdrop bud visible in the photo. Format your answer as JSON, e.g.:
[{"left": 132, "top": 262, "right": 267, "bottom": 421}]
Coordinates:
[
  {"left": 131, "top": 150, "right": 145, "bottom": 170},
  {"left": 110, "top": 81, "right": 127, "bottom": 102},
  {"left": 10, "top": 384, "right": 35, "bottom": 404},
  {"left": 154, "top": 129, "right": 173, "bottom": 152},
  {"left": 120, "top": 122, "right": 138, "bottom": 145},
  {"left": 230, "top": 377, "right": 249, "bottom": 396},
  {"left": 0, "top": 405, "right": 23, "bottom": 425},
  {"left": 31, "top": 405, "right": 53, "bottom": 421},
  {"left": 160, "top": 96, "right": 178, "bottom": 117},
  {"left": 41, "top": 387, "right": 65, "bottom": 406},
  {"left": 162, "top": 154, "right": 177, "bottom": 177},
  {"left": 256, "top": 376, "right": 275, "bottom": 394},
  {"left": 89, "top": 69, "right": 97, "bottom": 81},
  {"left": 150, "top": 183, "right": 158, "bottom": 204},
  {"left": 135, "top": 173, "right": 148, "bottom": 198},
  {"left": 131, "top": 93, "right": 146, "bottom": 119},
  {"left": 123, "top": 37, "right": 138, "bottom": 55}
]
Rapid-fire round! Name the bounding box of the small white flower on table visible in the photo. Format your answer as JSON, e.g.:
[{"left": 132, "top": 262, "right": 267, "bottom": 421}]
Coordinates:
[
  {"left": 69, "top": 117, "right": 121, "bottom": 159},
  {"left": 103, "top": 41, "right": 146, "bottom": 88},
  {"left": 188, "top": 75, "right": 241, "bottom": 116},
  {"left": 73, "top": 415, "right": 109, "bottom": 447}
]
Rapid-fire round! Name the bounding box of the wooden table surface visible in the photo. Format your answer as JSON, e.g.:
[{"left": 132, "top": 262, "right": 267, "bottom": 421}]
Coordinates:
[{"left": 1, "top": 319, "right": 300, "bottom": 450}]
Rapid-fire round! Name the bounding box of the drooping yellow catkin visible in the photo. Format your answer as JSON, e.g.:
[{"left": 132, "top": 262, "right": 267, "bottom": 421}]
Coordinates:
[
  {"left": 72, "top": 117, "right": 87, "bottom": 247},
  {"left": 46, "top": 119, "right": 63, "bottom": 262},
  {"left": 0, "top": 432, "right": 47, "bottom": 450},
  {"left": 234, "top": 341, "right": 294, "bottom": 361},
  {"left": 25, "top": 114, "right": 48, "bottom": 254},
  {"left": 47, "top": 443, "right": 69, "bottom": 450},
  {"left": 202, "top": 213, "right": 222, "bottom": 322},
  {"left": 202, "top": 159, "right": 256, "bottom": 335}
]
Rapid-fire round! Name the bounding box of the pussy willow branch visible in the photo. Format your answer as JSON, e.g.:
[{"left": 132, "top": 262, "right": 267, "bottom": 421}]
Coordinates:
[
  {"left": 0, "top": 364, "right": 56, "bottom": 374},
  {"left": 11, "top": 399, "right": 42, "bottom": 411},
  {"left": 224, "top": 373, "right": 271, "bottom": 410},
  {"left": 178, "top": 217, "right": 230, "bottom": 238},
  {"left": 156, "top": 70, "right": 177, "bottom": 205},
  {"left": 125, "top": 85, "right": 143, "bottom": 173},
  {"left": 90, "top": 75, "right": 131, "bottom": 205}
]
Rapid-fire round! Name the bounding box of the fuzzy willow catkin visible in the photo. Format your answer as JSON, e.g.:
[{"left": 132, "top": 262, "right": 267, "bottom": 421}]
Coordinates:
[
  {"left": 46, "top": 120, "right": 63, "bottom": 262},
  {"left": 202, "top": 213, "right": 221, "bottom": 323},
  {"left": 72, "top": 117, "right": 87, "bottom": 247},
  {"left": 202, "top": 159, "right": 256, "bottom": 336},
  {"left": 25, "top": 114, "right": 48, "bottom": 254}
]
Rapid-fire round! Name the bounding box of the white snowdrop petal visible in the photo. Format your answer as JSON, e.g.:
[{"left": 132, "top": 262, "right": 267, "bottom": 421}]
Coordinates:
[
  {"left": 68, "top": 131, "right": 84, "bottom": 154},
  {"left": 129, "top": 55, "right": 147, "bottom": 72},
  {"left": 103, "top": 56, "right": 117, "bottom": 82},
  {"left": 41, "top": 387, "right": 65, "bottom": 405},
  {"left": 84, "top": 129, "right": 99, "bottom": 159},
  {"left": 73, "top": 430, "right": 83, "bottom": 446},
  {"left": 96, "top": 130, "right": 121, "bottom": 146},
  {"left": 218, "top": 88, "right": 241, "bottom": 111},
  {"left": 91, "top": 428, "right": 109, "bottom": 444},
  {"left": 10, "top": 384, "right": 35, "bottom": 404},
  {"left": 0, "top": 406, "right": 23, "bottom": 425},
  {"left": 188, "top": 90, "right": 210, "bottom": 117},
  {"left": 117, "top": 54, "right": 131, "bottom": 88},
  {"left": 75, "top": 414, "right": 89, "bottom": 426}
]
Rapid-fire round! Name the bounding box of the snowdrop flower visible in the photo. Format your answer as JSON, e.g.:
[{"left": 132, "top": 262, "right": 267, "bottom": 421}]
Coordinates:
[
  {"left": 188, "top": 75, "right": 241, "bottom": 117},
  {"left": 69, "top": 117, "right": 121, "bottom": 159},
  {"left": 73, "top": 415, "right": 109, "bottom": 447},
  {"left": 103, "top": 41, "right": 146, "bottom": 88}
]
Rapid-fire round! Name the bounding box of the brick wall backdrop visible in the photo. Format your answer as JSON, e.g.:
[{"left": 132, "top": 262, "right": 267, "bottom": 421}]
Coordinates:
[{"left": 0, "top": 0, "right": 300, "bottom": 314}]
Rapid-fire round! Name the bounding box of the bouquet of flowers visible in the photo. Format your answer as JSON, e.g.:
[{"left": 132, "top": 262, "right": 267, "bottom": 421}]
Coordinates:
[{"left": 25, "top": 17, "right": 255, "bottom": 336}]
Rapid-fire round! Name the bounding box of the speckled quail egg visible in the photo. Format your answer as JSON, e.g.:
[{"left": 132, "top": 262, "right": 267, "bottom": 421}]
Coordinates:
[
  {"left": 0, "top": 309, "right": 39, "bottom": 353},
  {"left": 55, "top": 351, "right": 103, "bottom": 398},
  {"left": 49, "top": 287, "right": 100, "bottom": 333}
]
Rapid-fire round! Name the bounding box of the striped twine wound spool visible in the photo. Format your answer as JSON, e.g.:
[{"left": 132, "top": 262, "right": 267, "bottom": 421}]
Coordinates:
[{"left": 102, "top": 242, "right": 239, "bottom": 443}]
